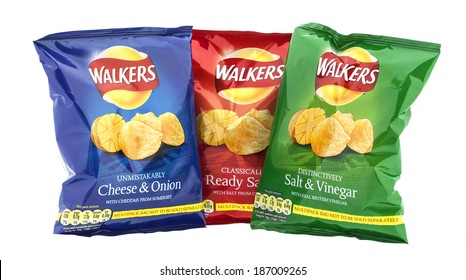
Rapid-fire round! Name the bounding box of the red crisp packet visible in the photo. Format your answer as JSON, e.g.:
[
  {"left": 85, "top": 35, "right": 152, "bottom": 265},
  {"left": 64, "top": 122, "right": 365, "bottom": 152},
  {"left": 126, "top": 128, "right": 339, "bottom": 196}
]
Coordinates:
[{"left": 192, "top": 29, "right": 290, "bottom": 224}]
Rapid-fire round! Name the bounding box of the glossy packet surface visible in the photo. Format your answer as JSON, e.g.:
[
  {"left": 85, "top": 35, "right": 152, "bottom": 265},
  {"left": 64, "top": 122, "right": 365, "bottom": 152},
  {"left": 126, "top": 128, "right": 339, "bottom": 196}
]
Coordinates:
[
  {"left": 192, "top": 30, "right": 290, "bottom": 224},
  {"left": 250, "top": 23, "right": 440, "bottom": 242},
  {"left": 34, "top": 26, "right": 205, "bottom": 236}
]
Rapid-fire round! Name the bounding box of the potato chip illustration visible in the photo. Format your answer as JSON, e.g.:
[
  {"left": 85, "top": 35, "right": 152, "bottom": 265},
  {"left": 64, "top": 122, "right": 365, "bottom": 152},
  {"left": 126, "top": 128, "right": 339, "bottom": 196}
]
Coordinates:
[
  {"left": 287, "top": 109, "right": 305, "bottom": 140},
  {"left": 119, "top": 121, "right": 163, "bottom": 160},
  {"left": 245, "top": 109, "right": 274, "bottom": 130},
  {"left": 90, "top": 113, "right": 125, "bottom": 152},
  {"left": 331, "top": 111, "right": 355, "bottom": 136},
  {"left": 348, "top": 119, "right": 373, "bottom": 154},
  {"left": 197, "top": 110, "right": 238, "bottom": 146},
  {"left": 310, "top": 117, "right": 350, "bottom": 157},
  {"left": 291, "top": 108, "right": 326, "bottom": 145},
  {"left": 159, "top": 112, "right": 185, "bottom": 146},
  {"left": 90, "top": 117, "right": 100, "bottom": 146},
  {"left": 131, "top": 112, "right": 162, "bottom": 132},
  {"left": 224, "top": 116, "right": 270, "bottom": 155}
]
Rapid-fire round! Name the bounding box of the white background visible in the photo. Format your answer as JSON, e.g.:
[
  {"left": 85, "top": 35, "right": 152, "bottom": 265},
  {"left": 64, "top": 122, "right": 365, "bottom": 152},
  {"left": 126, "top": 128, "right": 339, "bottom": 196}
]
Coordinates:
[{"left": 1, "top": 0, "right": 465, "bottom": 279}]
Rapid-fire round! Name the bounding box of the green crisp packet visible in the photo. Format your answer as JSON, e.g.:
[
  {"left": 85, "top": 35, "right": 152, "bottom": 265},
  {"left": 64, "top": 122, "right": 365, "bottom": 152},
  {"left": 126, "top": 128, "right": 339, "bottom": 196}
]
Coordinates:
[{"left": 250, "top": 23, "right": 440, "bottom": 243}]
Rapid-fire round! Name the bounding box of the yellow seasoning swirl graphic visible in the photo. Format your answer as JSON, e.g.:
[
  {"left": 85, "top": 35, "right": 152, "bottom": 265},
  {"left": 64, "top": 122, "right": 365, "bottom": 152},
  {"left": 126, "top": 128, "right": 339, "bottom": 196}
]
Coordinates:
[
  {"left": 89, "top": 46, "right": 159, "bottom": 109},
  {"left": 215, "top": 48, "right": 284, "bottom": 105}
]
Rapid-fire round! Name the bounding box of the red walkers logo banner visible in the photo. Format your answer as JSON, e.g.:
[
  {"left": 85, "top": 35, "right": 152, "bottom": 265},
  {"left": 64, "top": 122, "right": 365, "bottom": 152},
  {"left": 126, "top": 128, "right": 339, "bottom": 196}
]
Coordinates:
[
  {"left": 315, "top": 47, "right": 379, "bottom": 106},
  {"left": 88, "top": 46, "right": 159, "bottom": 110},
  {"left": 215, "top": 57, "right": 284, "bottom": 91},
  {"left": 89, "top": 56, "right": 158, "bottom": 94},
  {"left": 214, "top": 48, "right": 285, "bottom": 105}
]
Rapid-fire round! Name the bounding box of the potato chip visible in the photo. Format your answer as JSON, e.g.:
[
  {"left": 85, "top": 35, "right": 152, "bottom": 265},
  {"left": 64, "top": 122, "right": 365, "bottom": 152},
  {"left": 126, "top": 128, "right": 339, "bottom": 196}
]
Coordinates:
[
  {"left": 90, "top": 113, "right": 125, "bottom": 152},
  {"left": 287, "top": 109, "right": 305, "bottom": 140},
  {"left": 291, "top": 108, "right": 326, "bottom": 145},
  {"left": 159, "top": 112, "right": 185, "bottom": 146},
  {"left": 348, "top": 119, "right": 373, "bottom": 154},
  {"left": 119, "top": 121, "right": 163, "bottom": 160},
  {"left": 224, "top": 116, "right": 270, "bottom": 155},
  {"left": 131, "top": 112, "right": 162, "bottom": 132},
  {"left": 245, "top": 109, "right": 274, "bottom": 130},
  {"left": 90, "top": 116, "right": 100, "bottom": 147},
  {"left": 310, "top": 118, "right": 350, "bottom": 157},
  {"left": 331, "top": 111, "right": 355, "bottom": 136},
  {"left": 197, "top": 109, "right": 238, "bottom": 146}
]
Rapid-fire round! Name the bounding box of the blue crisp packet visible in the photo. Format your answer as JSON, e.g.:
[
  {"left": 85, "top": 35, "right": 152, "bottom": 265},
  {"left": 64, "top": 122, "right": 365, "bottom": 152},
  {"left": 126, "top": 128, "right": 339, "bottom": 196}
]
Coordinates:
[{"left": 34, "top": 26, "right": 205, "bottom": 236}]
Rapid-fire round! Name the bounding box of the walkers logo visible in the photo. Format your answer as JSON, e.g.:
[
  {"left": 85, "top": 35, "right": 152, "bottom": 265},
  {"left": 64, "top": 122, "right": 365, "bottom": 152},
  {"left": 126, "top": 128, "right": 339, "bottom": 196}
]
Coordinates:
[
  {"left": 89, "top": 46, "right": 159, "bottom": 110},
  {"left": 315, "top": 47, "right": 379, "bottom": 106},
  {"left": 215, "top": 48, "right": 284, "bottom": 105}
]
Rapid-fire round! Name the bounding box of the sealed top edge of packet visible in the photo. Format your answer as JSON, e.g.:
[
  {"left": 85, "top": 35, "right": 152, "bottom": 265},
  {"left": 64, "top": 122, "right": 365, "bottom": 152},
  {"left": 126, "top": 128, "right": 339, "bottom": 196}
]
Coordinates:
[
  {"left": 34, "top": 26, "right": 205, "bottom": 236},
  {"left": 250, "top": 22, "right": 440, "bottom": 243},
  {"left": 192, "top": 29, "right": 291, "bottom": 224}
]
